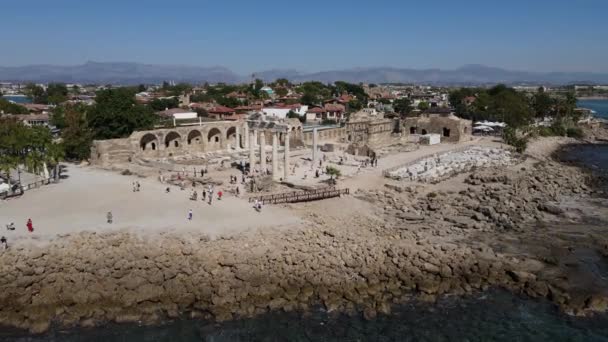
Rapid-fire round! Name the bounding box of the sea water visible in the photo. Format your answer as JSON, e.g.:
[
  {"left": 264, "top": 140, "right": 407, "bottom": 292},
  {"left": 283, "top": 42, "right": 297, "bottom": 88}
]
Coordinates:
[{"left": 578, "top": 99, "right": 608, "bottom": 120}]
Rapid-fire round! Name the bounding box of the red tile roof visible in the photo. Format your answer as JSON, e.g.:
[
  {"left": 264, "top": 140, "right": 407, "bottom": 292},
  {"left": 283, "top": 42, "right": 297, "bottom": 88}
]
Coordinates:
[
  {"left": 209, "top": 105, "right": 236, "bottom": 114},
  {"left": 307, "top": 107, "right": 325, "bottom": 114}
]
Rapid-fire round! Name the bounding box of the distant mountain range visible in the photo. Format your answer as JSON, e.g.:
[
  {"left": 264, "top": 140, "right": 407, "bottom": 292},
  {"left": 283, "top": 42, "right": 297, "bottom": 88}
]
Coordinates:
[{"left": 1, "top": 61, "right": 607, "bottom": 85}]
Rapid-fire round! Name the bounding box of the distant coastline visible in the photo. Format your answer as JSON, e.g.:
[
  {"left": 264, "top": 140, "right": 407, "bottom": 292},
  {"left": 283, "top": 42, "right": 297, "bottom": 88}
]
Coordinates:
[{"left": 577, "top": 96, "right": 608, "bottom": 100}]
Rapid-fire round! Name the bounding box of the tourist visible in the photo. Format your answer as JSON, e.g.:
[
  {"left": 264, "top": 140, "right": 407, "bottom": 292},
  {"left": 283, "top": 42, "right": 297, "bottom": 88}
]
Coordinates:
[
  {"left": 166, "top": 186, "right": 171, "bottom": 193},
  {"left": 208, "top": 185, "right": 214, "bottom": 204},
  {"left": 319, "top": 159, "right": 322, "bottom": 168},
  {"left": 107, "top": 211, "right": 113, "bottom": 224},
  {"left": 0, "top": 236, "right": 7, "bottom": 250},
  {"left": 6, "top": 222, "right": 15, "bottom": 231},
  {"left": 26, "top": 219, "right": 33, "bottom": 233},
  {"left": 315, "top": 169, "right": 320, "bottom": 178},
  {"left": 253, "top": 199, "right": 259, "bottom": 211},
  {"left": 202, "top": 188, "right": 206, "bottom": 201},
  {"left": 256, "top": 200, "right": 262, "bottom": 212},
  {"left": 136, "top": 181, "right": 141, "bottom": 192},
  {"left": 217, "top": 190, "right": 223, "bottom": 200},
  {"left": 235, "top": 185, "right": 240, "bottom": 197},
  {"left": 187, "top": 209, "right": 193, "bottom": 221},
  {"left": 200, "top": 169, "right": 204, "bottom": 177}
]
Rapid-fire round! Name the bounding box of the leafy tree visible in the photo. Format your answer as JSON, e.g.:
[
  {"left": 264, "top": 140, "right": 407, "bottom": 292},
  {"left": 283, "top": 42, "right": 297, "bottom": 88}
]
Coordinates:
[
  {"left": 418, "top": 101, "right": 430, "bottom": 111},
  {"left": 24, "top": 83, "right": 47, "bottom": 104},
  {"left": 88, "top": 88, "right": 157, "bottom": 139},
  {"left": 47, "top": 83, "right": 69, "bottom": 104},
  {"left": 0, "top": 98, "right": 29, "bottom": 114},
  {"left": 297, "top": 82, "right": 333, "bottom": 105},
  {"left": 393, "top": 98, "right": 412, "bottom": 115},
  {"left": 216, "top": 96, "right": 240, "bottom": 108},
  {"left": 348, "top": 99, "right": 364, "bottom": 111},
  {"left": 502, "top": 127, "right": 527, "bottom": 153},
  {"left": 137, "top": 84, "right": 147, "bottom": 93},
  {"left": 61, "top": 105, "right": 93, "bottom": 160},
  {"left": 150, "top": 97, "right": 179, "bottom": 111},
  {"left": 275, "top": 87, "right": 288, "bottom": 97},
  {"left": 532, "top": 89, "right": 554, "bottom": 118},
  {"left": 334, "top": 81, "right": 368, "bottom": 102},
  {"left": 325, "top": 165, "right": 341, "bottom": 184},
  {"left": 286, "top": 110, "right": 305, "bottom": 123}
]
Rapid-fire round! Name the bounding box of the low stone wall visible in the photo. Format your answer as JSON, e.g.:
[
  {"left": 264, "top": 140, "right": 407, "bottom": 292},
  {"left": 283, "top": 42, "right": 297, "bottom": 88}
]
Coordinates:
[{"left": 386, "top": 146, "right": 516, "bottom": 182}]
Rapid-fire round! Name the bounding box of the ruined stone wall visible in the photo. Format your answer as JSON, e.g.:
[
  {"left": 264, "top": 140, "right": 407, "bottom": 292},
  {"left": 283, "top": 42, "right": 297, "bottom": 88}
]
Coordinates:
[
  {"left": 90, "top": 138, "right": 134, "bottom": 166},
  {"left": 403, "top": 115, "right": 472, "bottom": 143},
  {"left": 302, "top": 127, "right": 347, "bottom": 145}
]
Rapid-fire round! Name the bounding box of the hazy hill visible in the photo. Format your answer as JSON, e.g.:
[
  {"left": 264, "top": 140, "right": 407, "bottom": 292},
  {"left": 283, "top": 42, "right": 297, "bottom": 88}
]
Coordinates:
[{"left": 1, "top": 62, "right": 607, "bottom": 85}]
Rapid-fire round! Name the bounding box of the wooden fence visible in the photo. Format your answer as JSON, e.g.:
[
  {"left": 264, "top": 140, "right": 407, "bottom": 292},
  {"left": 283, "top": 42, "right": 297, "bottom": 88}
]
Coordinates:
[{"left": 249, "top": 187, "right": 350, "bottom": 205}]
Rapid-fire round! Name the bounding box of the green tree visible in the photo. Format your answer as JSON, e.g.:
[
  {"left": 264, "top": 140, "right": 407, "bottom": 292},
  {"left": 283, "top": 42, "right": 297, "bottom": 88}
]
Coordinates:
[
  {"left": 532, "top": 89, "right": 554, "bottom": 118},
  {"left": 150, "top": 97, "right": 179, "bottom": 111},
  {"left": 393, "top": 98, "right": 412, "bottom": 115},
  {"left": 88, "top": 88, "right": 157, "bottom": 139},
  {"left": 418, "top": 101, "right": 430, "bottom": 111},
  {"left": 0, "top": 98, "right": 29, "bottom": 114},
  {"left": 325, "top": 166, "right": 341, "bottom": 184},
  {"left": 348, "top": 99, "right": 364, "bottom": 111},
  {"left": 47, "top": 83, "right": 69, "bottom": 104},
  {"left": 61, "top": 105, "right": 93, "bottom": 160},
  {"left": 24, "top": 83, "right": 48, "bottom": 104}
]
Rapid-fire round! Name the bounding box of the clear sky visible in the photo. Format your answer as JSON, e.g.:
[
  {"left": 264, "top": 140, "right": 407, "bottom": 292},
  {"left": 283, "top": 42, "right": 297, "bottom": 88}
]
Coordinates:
[{"left": 2, "top": 0, "right": 607, "bottom": 74}]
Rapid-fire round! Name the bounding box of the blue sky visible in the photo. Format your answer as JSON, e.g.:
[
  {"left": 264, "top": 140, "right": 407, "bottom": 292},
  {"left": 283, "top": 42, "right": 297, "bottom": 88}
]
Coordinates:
[{"left": 2, "top": 0, "right": 607, "bottom": 73}]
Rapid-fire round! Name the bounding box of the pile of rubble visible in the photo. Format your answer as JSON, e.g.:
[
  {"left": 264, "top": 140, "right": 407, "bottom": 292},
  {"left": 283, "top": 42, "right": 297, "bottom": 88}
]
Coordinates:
[{"left": 387, "top": 146, "right": 517, "bottom": 183}]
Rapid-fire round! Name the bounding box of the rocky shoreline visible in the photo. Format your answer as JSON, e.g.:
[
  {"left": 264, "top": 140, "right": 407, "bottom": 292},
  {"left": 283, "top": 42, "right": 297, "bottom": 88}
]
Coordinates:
[{"left": 1, "top": 141, "right": 608, "bottom": 335}]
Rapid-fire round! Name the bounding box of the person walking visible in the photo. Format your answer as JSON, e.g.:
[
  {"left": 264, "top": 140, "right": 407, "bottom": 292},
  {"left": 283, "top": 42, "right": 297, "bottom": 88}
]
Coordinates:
[
  {"left": 202, "top": 188, "right": 206, "bottom": 201},
  {"left": 187, "top": 209, "right": 193, "bottom": 221},
  {"left": 217, "top": 190, "right": 223, "bottom": 201},
  {"left": 26, "top": 219, "right": 33, "bottom": 233},
  {"left": 208, "top": 185, "right": 214, "bottom": 205},
  {"left": 235, "top": 185, "right": 240, "bottom": 197},
  {"left": 107, "top": 211, "right": 113, "bottom": 224},
  {"left": 1, "top": 236, "right": 7, "bottom": 250}
]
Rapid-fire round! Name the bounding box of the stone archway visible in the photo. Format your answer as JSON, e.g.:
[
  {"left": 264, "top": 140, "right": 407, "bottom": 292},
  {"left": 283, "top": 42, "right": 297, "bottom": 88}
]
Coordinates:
[
  {"left": 226, "top": 126, "right": 237, "bottom": 149},
  {"left": 187, "top": 130, "right": 203, "bottom": 145},
  {"left": 140, "top": 133, "right": 159, "bottom": 151},
  {"left": 165, "top": 131, "right": 182, "bottom": 148},
  {"left": 207, "top": 127, "right": 222, "bottom": 151}
]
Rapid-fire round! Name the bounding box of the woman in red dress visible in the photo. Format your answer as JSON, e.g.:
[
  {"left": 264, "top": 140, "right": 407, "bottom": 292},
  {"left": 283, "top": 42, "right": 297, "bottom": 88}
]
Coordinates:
[{"left": 26, "top": 219, "right": 33, "bottom": 232}]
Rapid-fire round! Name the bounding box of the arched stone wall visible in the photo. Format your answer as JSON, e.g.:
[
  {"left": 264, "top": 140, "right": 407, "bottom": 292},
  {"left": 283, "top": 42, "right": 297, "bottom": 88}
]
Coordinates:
[
  {"left": 140, "top": 133, "right": 159, "bottom": 151},
  {"left": 226, "top": 126, "right": 237, "bottom": 150},
  {"left": 165, "top": 131, "right": 182, "bottom": 149},
  {"left": 187, "top": 130, "right": 203, "bottom": 145},
  {"left": 207, "top": 128, "right": 223, "bottom": 151}
]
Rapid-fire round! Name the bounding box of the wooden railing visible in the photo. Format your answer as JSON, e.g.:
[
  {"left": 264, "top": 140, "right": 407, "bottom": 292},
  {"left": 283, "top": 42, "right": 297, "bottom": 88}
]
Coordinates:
[{"left": 249, "top": 187, "right": 350, "bottom": 205}]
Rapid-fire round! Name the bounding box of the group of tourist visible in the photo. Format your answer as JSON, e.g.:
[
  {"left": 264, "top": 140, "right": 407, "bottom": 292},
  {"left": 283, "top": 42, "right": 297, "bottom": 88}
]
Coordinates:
[{"left": 1, "top": 219, "right": 34, "bottom": 251}]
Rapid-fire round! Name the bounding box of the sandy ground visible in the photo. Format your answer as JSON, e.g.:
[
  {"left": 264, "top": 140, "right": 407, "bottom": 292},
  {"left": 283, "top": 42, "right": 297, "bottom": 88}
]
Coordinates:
[
  {"left": 0, "top": 165, "right": 302, "bottom": 246},
  {"left": 0, "top": 136, "right": 511, "bottom": 247}
]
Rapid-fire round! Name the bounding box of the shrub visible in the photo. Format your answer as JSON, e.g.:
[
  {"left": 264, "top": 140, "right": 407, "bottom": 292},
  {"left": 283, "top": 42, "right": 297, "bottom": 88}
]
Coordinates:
[
  {"left": 427, "top": 192, "right": 437, "bottom": 198},
  {"left": 502, "top": 127, "right": 528, "bottom": 153},
  {"left": 537, "top": 126, "right": 554, "bottom": 137},
  {"left": 566, "top": 127, "right": 584, "bottom": 139}
]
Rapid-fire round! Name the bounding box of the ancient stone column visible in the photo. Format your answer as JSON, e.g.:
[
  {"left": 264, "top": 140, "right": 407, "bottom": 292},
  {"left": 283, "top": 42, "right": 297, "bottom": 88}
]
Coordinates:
[
  {"left": 284, "top": 131, "right": 290, "bottom": 181},
  {"left": 244, "top": 125, "right": 249, "bottom": 149},
  {"left": 236, "top": 126, "right": 241, "bottom": 150},
  {"left": 259, "top": 131, "right": 266, "bottom": 174},
  {"left": 249, "top": 129, "right": 256, "bottom": 170},
  {"left": 312, "top": 127, "right": 318, "bottom": 167},
  {"left": 272, "top": 131, "right": 279, "bottom": 180}
]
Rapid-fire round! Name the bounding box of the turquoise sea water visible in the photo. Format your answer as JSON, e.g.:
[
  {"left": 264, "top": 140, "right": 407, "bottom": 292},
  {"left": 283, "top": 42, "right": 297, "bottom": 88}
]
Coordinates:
[
  {"left": 3, "top": 95, "right": 32, "bottom": 104},
  {"left": 578, "top": 99, "right": 608, "bottom": 119}
]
